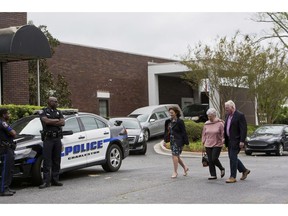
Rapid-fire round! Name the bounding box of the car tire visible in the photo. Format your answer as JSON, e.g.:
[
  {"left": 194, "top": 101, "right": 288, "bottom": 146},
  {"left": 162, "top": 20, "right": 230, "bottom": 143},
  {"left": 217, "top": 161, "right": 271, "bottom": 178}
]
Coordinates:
[
  {"left": 31, "top": 155, "right": 43, "bottom": 185},
  {"left": 102, "top": 144, "right": 122, "bottom": 172},
  {"left": 245, "top": 150, "right": 252, "bottom": 156},
  {"left": 144, "top": 129, "right": 149, "bottom": 142},
  {"left": 244, "top": 145, "right": 252, "bottom": 155},
  {"left": 276, "top": 143, "right": 284, "bottom": 156},
  {"left": 139, "top": 142, "right": 147, "bottom": 155}
]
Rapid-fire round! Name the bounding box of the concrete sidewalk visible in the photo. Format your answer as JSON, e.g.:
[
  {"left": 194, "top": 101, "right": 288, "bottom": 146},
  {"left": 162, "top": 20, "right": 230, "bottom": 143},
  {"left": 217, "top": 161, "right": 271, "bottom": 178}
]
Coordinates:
[{"left": 153, "top": 141, "right": 229, "bottom": 158}]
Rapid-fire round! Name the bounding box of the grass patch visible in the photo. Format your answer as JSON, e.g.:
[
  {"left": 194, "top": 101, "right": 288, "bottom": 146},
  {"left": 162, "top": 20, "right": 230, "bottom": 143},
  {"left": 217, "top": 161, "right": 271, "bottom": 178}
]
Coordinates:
[{"left": 165, "top": 141, "right": 227, "bottom": 152}]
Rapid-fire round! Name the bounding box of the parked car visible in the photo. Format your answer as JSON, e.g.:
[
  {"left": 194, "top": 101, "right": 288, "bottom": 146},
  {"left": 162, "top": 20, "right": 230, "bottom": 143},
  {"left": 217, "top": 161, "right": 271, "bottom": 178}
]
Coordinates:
[
  {"left": 128, "top": 104, "right": 183, "bottom": 141},
  {"left": 0, "top": 111, "right": 129, "bottom": 185},
  {"left": 245, "top": 124, "right": 288, "bottom": 156},
  {"left": 109, "top": 117, "right": 147, "bottom": 155},
  {"left": 182, "top": 104, "right": 209, "bottom": 122}
]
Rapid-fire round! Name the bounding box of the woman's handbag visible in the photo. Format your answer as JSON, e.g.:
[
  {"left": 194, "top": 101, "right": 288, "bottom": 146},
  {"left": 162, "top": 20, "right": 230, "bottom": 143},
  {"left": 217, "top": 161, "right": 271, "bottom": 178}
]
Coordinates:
[{"left": 202, "top": 149, "right": 209, "bottom": 167}]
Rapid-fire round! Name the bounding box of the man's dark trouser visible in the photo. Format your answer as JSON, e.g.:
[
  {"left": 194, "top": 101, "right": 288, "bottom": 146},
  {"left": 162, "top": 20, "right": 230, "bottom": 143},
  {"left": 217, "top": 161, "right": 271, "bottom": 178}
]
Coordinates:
[
  {"left": 228, "top": 144, "right": 246, "bottom": 178},
  {"left": 42, "top": 138, "right": 62, "bottom": 184},
  {"left": 206, "top": 147, "right": 224, "bottom": 177},
  {"left": 0, "top": 148, "right": 14, "bottom": 193}
]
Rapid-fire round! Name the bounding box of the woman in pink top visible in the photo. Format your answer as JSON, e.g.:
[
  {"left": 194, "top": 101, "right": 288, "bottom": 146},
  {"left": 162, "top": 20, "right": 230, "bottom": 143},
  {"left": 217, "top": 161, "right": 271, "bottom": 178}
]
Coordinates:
[{"left": 201, "top": 108, "right": 225, "bottom": 180}]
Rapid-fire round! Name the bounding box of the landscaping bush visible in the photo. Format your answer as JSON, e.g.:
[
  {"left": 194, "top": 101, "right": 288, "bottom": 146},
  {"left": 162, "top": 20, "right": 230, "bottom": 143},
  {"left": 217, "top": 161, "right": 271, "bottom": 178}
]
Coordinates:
[
  {"left": 247, "top": 124, "right": 258, "bottom": 136},
  {"left": 185, "top": 119, "right": 204, "bottom": 142},
  {"left": 274, "top": 106, "right": 288, "bottom": 124},
  {"left": 0, "top": 104, "right": 42, "bottom": 123}
]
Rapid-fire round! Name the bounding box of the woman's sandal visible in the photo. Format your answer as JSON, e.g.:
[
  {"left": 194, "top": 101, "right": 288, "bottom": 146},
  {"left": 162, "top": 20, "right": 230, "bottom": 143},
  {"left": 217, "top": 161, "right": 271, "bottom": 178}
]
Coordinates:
[
  {"left": 171, "top": 173, "right": 178, "bottom": 178},
  {"left": 183, "top": 167, "right": 189, "bottom": 176}
]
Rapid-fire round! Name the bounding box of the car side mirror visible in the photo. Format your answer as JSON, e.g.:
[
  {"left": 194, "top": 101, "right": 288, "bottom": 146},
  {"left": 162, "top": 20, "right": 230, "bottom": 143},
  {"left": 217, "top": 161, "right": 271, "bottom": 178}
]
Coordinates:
[
  {"left": 62, "top": 130, "right": 73, "bottom": 136},
  {"left": 114, "top": 120, "right": 123, "bottom": 126},
  {"left": 149, "top": 119, "right": 156, "bottom": 123}
]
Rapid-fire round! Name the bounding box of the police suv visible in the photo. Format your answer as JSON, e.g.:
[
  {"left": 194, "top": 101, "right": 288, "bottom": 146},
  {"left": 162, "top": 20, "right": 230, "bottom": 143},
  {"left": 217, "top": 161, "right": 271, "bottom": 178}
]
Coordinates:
[{"left": 3, "top": 110, "right": 129, "bottom": 185}]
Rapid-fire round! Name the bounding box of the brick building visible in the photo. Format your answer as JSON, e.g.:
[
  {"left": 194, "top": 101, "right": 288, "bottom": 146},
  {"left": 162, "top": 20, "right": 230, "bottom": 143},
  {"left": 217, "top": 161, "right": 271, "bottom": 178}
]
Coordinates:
[
  {"left": 0, "top": 12, "right": 193, "bottom": 118},
  {"left": 0, "top": 12, "right": 29, "bottom": 105},
  {"left": 47, "top": 43, "right": 179, "bottom": 117},
  {"left": 0, "top": 12, "right": 255, "bottom": 123}
]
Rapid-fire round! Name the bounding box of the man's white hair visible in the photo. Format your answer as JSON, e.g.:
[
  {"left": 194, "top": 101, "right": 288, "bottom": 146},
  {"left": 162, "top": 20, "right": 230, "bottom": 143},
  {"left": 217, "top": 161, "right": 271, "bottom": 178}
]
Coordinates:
[{"left": 225, "top": 100, "right": 236, "bottom": 109}]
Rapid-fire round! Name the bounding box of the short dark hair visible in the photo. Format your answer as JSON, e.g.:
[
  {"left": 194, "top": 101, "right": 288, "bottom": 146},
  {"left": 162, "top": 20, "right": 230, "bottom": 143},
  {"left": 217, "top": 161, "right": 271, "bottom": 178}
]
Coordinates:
[
  {"left": 0, "top": 108, "right": 8, "bottom": 117},
  {"left": 169, "top": 106, "right": 181, "bottom": 118}
]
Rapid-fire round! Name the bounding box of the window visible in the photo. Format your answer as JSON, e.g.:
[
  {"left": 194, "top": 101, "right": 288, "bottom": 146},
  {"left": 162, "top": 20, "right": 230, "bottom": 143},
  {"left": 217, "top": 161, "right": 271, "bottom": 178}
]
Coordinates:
[
  {"left": 80, "top": 116, "right": 98, "bottom": 131},
  {"left": 149, "top": 113, "right": 157, "bottom": 121},
  {"left": 156, "top": 111, "right": 167, "bottom": 119},
  {"left": 95, "top": 119, "right": 107, "bottom": 129},
  {"left": 63, "top": 117, "right": 81, "bottom": 133},
  {"left": 99, "top": 99, "right": 109, "bottom": 118},
  {"left": 15, "top": 117, "right": 42, "bottom": 136}
]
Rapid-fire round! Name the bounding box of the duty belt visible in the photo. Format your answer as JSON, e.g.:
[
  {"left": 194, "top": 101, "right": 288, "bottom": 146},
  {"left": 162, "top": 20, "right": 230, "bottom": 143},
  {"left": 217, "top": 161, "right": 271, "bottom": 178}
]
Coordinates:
[
  {"left": 46, "top": 131, "right": 60, "bottom": 138},
  {"left": 0, "top": 140, "right": 16, "bottom": 150}
]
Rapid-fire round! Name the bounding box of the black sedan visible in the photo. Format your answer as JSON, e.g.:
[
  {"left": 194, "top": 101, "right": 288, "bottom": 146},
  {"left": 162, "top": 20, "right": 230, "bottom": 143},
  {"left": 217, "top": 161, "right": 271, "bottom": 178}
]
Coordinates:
[
  {"left": 109, "top": 117, "right": 147, "bottom": 155},
  {"left": 245, "top": 124, "right": 288, "bottom": 156}
]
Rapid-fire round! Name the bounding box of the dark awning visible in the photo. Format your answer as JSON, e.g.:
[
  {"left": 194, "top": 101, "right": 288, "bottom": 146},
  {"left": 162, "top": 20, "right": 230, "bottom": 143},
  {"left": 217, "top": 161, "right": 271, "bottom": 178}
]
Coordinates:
[{"left": 0, "top": 25, "right": 52, "bottom": 62}]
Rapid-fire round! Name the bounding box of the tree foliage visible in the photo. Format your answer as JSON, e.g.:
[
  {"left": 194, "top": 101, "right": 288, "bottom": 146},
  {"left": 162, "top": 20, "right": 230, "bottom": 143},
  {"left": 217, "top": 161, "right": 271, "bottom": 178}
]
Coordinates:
[
  {"left": 255, "top": 12, "right": 288, "bottom": 49},
  {"left": 28, "top": 22, "right": 72, "bottom": 107},
  {"left": 181, "top": 32, "right": 288, "bottom": 124}
]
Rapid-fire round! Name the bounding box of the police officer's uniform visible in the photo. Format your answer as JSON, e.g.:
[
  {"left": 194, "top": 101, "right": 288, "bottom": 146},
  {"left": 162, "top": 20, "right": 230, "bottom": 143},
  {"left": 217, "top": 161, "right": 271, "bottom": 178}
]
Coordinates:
[
  {"left": 0, "top": 120, "right": 16, "bottom": 196},
  {"left": 39, "top": 107, "right": 64, "bottom": 187}
]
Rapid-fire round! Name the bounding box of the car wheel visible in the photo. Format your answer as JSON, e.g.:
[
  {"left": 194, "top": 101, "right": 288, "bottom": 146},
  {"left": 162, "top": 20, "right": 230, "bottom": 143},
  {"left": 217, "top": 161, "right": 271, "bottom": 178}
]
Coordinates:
[
  {"left": 143, "top": 130, "right": 149, "bottom": 142},
  {"left": 245, "top": 150, "right": 252, "bottom": 156},
  {"left": 276, "top": 144, "right": 284, "bottom": 156},
  {"left": 31, "top": 155, "right": 44, "bottom": 185},
  {"left": 139, "top": 142, "right": 147, "bottom": 155},
  {"left": 102, "top": 144, "right": 122, "bottom": 172},
  {"left": 244, "top": 145, "right": 252, "bottom": 155}
]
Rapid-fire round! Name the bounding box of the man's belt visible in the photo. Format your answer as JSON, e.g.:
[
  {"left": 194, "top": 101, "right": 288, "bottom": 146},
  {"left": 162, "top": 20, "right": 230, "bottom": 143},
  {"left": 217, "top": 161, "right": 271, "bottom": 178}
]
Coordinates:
[{"left": 41, "top": 130, "right": 62, "bottom": 139}]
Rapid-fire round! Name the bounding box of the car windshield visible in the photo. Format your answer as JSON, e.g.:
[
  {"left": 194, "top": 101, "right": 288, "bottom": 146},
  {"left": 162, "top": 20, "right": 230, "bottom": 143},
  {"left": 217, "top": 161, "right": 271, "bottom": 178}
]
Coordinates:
[
  {"left": 12, "top": 116, "right": 42, "bottom": 136},
  {"left": 183, "top": 104, "right": 207, "bottom": 116},
  {"left": 136, "top": 114, "right": 149, "bottom": 123},
  {"left": 254, "top": 126, "right": 283, "bottom": 135},
  {"left": 121, "top": 120, "right": 141, "bottom": 129}
]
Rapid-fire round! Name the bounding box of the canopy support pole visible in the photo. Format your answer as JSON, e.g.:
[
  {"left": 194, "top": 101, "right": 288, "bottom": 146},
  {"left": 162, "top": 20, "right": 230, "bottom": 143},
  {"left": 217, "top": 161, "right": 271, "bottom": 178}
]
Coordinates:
[{"left": 37, "top": 59, "right": 40, "bottom": 106}]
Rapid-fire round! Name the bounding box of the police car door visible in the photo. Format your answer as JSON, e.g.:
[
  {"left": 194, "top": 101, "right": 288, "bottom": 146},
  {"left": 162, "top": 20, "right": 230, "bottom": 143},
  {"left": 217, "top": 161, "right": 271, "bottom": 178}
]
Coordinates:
[
  {"left": 79, "top": 116, "right": 110, "bottom": 164},
  {"left": 60, "top": 117, "right": 87, "bottom": 170}
]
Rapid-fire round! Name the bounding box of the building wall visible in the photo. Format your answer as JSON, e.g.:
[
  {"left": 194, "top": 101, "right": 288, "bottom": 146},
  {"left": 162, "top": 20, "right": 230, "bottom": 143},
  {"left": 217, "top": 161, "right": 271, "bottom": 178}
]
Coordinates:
[
  {"left": 0, "top": 12, "right": 29, "bottom": 105},
  {"left": 158, "top": 76, "right": 193, "bottom": 107},
  {"left": 220, "top": 86, "right": 255, "bottom": 124},
  {"left": 47, "top": 43, "right": 173, "bottom": 117}
]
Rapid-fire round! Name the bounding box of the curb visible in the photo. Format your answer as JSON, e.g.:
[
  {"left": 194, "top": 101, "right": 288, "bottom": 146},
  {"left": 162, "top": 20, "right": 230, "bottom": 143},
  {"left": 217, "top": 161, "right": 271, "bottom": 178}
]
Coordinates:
[{"left": 153, "top": 141, "right": 229, "bottom": 158}]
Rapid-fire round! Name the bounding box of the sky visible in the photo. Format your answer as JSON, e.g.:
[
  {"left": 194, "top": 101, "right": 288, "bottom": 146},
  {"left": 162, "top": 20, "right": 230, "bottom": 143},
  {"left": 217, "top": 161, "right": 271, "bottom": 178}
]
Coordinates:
[
  {"left": 3, "top": 0, "right": 287, "bottom": 60},
  {"left": 27, "top": 12, "right": 273, "bottom": 60}
]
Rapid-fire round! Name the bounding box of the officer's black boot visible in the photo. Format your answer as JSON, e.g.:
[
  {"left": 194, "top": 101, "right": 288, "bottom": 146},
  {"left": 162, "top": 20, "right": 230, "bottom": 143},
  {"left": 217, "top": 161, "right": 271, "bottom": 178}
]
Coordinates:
[
  {"left": 8, "top": 188, "right": 16, "bottom": 194},
  {"left": 0, "top": 190, "right": 14, "bottom": 196},
  {"left": 51, "top": 181, "right": 63, "bottom": 186},
  {"left": 39, "top": 182, "right": 51, "bottom": 189}
]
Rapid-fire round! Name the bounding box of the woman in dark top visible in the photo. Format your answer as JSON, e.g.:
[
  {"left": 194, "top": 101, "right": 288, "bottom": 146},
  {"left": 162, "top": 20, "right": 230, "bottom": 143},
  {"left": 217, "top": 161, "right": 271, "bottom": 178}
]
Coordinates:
[{"left": 164, "top": 106, "right": 189, "bottom": 178}]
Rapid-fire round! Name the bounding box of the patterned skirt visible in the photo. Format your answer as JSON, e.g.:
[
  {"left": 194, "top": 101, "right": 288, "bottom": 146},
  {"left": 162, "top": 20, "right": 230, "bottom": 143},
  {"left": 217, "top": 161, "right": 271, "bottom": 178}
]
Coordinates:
[{"left": 171, "top": 141, "right": 182, "bottom": 156}]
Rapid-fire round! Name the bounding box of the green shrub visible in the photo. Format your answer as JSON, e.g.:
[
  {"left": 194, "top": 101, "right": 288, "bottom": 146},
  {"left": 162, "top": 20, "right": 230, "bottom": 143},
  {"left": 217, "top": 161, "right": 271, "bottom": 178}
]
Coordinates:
[
  {"left": 247, "top": 124, "right": 258, "bottom": 136},
  {"left": 185, "top": 120, "right": 204, "bottom": 142},
  {"left": 0, "top": 104, "right": 42, "bottom": 123},
  {"left": 274, "top": 106, "right": 288, "bottom": 124}
]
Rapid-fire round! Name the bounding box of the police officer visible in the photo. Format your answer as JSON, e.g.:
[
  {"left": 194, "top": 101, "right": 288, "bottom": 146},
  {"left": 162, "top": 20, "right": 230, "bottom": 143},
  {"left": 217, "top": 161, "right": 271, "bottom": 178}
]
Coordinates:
[
  {"left": 39, "top": 97, "right": 65, "bottom": 189},
  {"left": 0, "top": 108, "right": 17, "bottom": 196}
]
